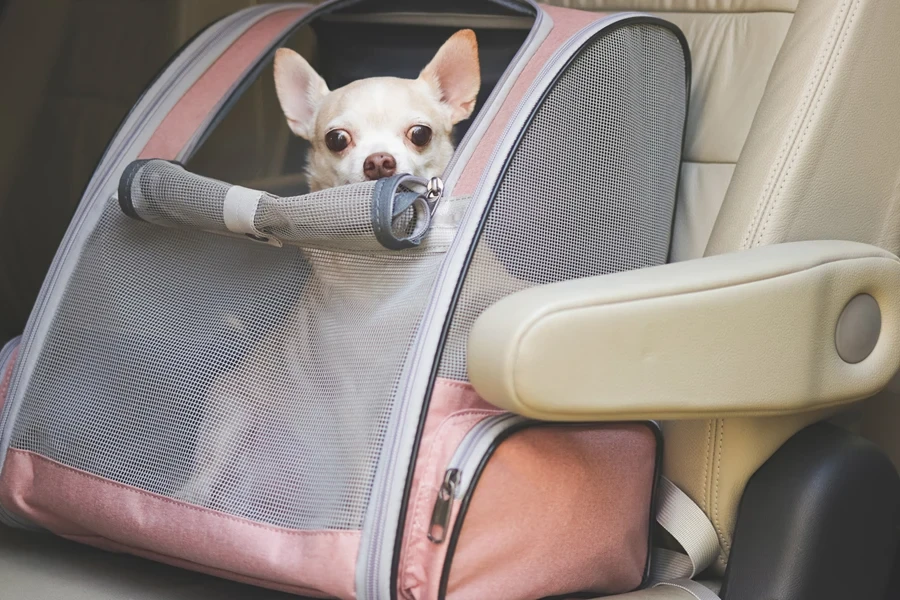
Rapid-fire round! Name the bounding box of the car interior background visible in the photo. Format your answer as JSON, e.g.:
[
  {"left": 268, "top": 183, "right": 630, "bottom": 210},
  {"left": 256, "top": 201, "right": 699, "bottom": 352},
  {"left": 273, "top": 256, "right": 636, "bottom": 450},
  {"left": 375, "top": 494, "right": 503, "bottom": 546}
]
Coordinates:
[{"left": 2, "top": 1, "right": 900, "bottom": 599}]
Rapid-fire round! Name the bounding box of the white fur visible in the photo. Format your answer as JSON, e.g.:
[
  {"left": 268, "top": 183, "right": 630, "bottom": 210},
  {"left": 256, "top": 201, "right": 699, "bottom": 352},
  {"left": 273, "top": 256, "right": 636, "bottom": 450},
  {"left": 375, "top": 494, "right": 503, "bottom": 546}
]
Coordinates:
[{"left": 274, "top": 30, "right": 481, "bottom": 191}]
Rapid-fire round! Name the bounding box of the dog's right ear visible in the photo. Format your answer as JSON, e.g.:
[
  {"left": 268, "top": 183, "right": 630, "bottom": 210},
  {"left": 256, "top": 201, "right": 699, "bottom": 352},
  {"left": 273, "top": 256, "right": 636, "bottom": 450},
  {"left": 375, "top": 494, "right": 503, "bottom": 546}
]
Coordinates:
[
  {"left": 274, "top": 48, "right": 329, "bottom": 140},
  {"left": 419, "top": 30, "right": 481, "bottom": 125}
]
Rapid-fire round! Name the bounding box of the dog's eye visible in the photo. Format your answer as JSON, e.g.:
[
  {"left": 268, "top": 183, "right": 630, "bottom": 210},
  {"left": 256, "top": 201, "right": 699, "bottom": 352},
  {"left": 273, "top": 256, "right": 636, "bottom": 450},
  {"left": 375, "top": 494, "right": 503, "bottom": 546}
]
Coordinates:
[
  {"left": 325, "top": 130, "right": 351, "bottom": 153},
  {"left": 408, "top": 126, "right": 433, "bottom": 148}
]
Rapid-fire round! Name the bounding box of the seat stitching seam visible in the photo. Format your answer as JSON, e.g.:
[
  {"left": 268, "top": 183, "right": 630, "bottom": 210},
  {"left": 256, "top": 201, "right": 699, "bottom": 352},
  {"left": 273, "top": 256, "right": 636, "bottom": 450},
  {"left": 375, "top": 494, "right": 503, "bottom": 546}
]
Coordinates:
[
  {"left": 703, "top": 418, "right": 713, "bottom": 513},
  {"left": 753, "top": 0, "right": 859, "bottom": 247},
  {"left": 714, "top": 419, "right": 730, "bottom": 555},
  {"left": 740, "top": 0, "right": 852, "bottom": 250}
]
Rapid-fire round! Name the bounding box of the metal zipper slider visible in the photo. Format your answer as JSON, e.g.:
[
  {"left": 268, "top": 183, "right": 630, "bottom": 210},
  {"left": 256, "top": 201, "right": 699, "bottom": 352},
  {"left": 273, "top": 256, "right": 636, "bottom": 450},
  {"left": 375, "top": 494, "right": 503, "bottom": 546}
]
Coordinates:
[
  {"left": 424, "top": 176, "right": 444, "bottom": 217},
  {"left": 428, "top": 468, "right": 460, "bottom": 544}
]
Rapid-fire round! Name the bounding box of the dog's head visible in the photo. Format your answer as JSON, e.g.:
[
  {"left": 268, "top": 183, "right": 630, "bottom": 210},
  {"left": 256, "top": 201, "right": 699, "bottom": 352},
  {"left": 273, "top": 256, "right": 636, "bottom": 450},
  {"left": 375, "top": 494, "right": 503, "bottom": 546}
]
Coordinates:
[{"left": 274, "top": 30, "right": 481, "bottom": 192}]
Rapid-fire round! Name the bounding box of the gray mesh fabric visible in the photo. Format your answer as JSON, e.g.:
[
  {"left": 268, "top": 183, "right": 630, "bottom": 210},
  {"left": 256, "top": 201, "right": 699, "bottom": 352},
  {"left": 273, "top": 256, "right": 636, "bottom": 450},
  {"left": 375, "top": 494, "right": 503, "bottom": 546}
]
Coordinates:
[
  {"left": 439, "top": 23, "right": 687, "bottom": 380},
  {"left": 127, "top": 160, "right": 426, "bottom": 253},
  {"left": 10, "top": 179, "right": 465, "bottom": 530}
]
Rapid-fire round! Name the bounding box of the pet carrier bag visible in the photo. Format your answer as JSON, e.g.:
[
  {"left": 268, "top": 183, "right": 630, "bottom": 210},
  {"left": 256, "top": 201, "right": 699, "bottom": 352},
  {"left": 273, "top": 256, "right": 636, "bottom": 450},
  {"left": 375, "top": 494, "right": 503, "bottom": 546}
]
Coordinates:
[{"left": 0, "top": 1, "right": 691, "bottom": 599}]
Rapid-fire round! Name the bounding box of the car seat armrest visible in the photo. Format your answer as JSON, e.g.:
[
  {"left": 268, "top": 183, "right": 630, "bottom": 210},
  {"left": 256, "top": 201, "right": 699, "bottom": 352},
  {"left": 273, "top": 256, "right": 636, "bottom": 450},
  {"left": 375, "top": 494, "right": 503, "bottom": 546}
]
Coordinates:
[{"left": 468, "top": 241, "right": 900, "bottom": 420}]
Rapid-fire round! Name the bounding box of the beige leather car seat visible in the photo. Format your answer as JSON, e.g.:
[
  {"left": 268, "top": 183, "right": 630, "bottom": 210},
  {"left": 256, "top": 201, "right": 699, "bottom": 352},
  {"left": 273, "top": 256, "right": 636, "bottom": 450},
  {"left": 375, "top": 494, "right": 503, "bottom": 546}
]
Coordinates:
[{"left": 522, "top": 0, "right": 900, "bottom": 578}]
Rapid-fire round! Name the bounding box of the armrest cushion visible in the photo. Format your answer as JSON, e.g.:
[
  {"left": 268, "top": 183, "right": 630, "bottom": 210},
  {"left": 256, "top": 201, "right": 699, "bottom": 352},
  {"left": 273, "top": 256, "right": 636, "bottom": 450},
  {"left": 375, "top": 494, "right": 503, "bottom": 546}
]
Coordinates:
[{"left": 468, "top": 241, "right": 900, "bottom": 420}]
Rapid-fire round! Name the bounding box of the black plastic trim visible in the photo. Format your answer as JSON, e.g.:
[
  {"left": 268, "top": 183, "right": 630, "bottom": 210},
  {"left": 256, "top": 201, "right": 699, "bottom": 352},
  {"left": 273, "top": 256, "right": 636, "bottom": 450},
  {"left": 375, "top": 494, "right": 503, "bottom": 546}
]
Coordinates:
[
  {"left": 720, "top": 422, "right": 900, "bottom": 600},
  {"left": 117, "top": 159, "right": 185, "bottom": 221},
  {"left": 436, "top": 421, "right": 663, "bottom": 599},
  {"left": 117, "top": 159, "right": 150, "bottom": 221},
  {"left": 394, "top": 14, "right": 691, "bottom": 600}
]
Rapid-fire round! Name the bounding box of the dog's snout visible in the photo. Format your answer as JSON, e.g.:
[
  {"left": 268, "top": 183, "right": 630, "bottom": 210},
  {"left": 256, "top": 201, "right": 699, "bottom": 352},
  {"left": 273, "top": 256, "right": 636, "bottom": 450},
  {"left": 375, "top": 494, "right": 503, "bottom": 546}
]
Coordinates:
[{"left": 364, "top": 153, "right": 398, "bottom": 180}]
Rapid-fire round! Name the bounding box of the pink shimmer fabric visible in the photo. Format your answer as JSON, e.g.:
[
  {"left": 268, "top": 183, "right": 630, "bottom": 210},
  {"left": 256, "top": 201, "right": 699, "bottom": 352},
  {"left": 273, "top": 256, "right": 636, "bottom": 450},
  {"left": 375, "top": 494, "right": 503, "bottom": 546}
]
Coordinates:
[
  {"left": 446, "top": 424, "right": 657, "bottom": 599},
  {"left": 0, "top": 449, "right": 360, "bottom": 599},
  {"left": 139, "top": 7, "right": 310, "bottom": 160},
  {"left": 0, "top": 346, "right": 17, "bottom": 412},
  {"left": 455, "top": 5, "right": 608, "bottom": 196}
]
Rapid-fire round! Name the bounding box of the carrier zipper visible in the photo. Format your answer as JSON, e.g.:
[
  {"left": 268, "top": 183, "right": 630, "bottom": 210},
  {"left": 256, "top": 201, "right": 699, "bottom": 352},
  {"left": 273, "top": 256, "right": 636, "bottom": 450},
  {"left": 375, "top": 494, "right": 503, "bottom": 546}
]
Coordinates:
[
  {"left": 427, "top": 469, "right": 460, "bottom": 544},
  {"left": 427, "top": 413, "right": 526, "bottom": 545},
  {"left": 359, "top": 3, "right": 548, "bottom": 597},
  {"left": 363, "top": 9, "right": 665, "bottom": 600}
]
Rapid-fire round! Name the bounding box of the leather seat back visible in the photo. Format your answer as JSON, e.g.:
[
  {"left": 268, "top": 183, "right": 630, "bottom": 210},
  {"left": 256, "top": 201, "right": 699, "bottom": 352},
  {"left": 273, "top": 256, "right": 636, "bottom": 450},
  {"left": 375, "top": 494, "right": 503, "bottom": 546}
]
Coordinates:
[{"left": 547, "top": 0, "right": 900, "bottom": 571}]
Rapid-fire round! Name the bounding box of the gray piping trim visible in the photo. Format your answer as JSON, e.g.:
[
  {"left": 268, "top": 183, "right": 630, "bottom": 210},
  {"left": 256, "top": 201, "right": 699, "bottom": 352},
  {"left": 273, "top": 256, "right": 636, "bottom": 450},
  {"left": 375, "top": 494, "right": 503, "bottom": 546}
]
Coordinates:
[
  {"left": 654, "top": 580, "right": 721, "bottom": 600},
  {"left": 321, "top": 12, "right": 534, "bottom": 29}
]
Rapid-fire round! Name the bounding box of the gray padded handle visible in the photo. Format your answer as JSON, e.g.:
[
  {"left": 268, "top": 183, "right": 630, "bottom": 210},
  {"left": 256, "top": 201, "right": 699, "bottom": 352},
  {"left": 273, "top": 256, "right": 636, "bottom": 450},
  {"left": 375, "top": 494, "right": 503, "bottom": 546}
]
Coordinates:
[
  {"left": 372, "top": 174, "right": 436, "bottom": 250},
  {"left": 118, "top": 159, "right": 437, "bottom": 252}
]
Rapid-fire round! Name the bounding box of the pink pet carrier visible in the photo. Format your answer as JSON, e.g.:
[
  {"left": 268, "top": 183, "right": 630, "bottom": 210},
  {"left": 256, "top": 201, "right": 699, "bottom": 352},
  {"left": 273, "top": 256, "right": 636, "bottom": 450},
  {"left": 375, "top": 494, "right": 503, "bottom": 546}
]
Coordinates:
[{"left": 0, "top": 1, "right": 692, "bottom": 598}]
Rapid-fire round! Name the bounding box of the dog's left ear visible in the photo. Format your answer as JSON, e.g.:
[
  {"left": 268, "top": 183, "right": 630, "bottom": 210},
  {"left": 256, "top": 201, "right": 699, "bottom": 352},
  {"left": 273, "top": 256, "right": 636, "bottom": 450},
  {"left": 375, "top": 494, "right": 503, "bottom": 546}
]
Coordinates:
[{"left": 419, "top": 29, "right": 481, "bottom": 124}]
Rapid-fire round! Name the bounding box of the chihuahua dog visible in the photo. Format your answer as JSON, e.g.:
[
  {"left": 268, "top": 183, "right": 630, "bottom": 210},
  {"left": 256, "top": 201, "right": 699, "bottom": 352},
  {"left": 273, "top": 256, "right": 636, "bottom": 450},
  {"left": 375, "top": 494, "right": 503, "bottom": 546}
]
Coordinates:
[
  {"left": 174, "top": 31, "right": 487, "bottom": 516},
  {"left": 273, "top": 29, "right": 481, "bottom": 191}
]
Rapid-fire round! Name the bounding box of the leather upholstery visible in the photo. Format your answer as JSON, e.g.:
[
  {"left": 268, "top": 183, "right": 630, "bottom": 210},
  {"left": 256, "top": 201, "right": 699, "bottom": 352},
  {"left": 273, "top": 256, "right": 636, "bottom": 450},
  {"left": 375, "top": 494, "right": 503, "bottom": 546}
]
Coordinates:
[
  {"left": 468, "top": 241, "right": 900, "bottom": 420},
  {"left": 547, "top": 0, "right": 797, "bottom": 262},
  {"left": 696, "top": 0, "right": 900, "bottom": 568},
  {"left": 537, "top": 0, "right": 900, "bottom": 571}
]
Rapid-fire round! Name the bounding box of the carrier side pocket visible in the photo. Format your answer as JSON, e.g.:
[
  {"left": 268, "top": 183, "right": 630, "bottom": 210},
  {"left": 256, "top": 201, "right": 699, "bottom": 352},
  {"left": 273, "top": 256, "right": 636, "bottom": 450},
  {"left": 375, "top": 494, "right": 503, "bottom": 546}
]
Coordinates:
[{"left": 439, "top": 422, "right": 660, "bottom": 600}]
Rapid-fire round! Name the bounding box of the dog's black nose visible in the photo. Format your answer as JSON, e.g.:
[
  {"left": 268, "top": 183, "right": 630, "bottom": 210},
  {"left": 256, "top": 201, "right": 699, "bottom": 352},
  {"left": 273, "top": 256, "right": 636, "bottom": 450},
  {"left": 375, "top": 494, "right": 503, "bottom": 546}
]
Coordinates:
[{"left": 364, "top": 153, "right": 398, "bottom": 180}]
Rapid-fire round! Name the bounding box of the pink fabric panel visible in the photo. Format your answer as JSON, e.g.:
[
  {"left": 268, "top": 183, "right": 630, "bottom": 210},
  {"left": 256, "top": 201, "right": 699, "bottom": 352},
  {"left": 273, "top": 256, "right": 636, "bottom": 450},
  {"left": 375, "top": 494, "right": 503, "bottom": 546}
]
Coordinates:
[
  {"left": 454, "top": 5, "right": 608, "bottom": 196},
  {"left": 0, "top": 450, "right": 359, "bottom": 600},
  {"left": 0, "top": 346, "right": 17, "bottom": 412},
  {"left": 446, "top": 424, "right": 657, "bottom": 599},
  {"left": 139, "top": 7, "right": 310, "bottom": 160},
  {"left": 397, "top": 378, "right": 503, "bottom": 600}
]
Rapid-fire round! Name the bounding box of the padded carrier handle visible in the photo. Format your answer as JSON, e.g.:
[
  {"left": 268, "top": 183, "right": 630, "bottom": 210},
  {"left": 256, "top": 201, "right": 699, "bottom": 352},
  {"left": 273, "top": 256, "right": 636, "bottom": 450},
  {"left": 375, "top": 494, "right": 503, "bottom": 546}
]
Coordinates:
[{"left": 117, "top": 159, "right": 441, "bottom": 251}]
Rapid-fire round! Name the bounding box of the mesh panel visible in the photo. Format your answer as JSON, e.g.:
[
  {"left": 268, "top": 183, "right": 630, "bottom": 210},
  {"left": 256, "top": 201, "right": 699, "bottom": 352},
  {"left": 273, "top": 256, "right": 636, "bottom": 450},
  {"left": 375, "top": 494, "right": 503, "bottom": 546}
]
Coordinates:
[
  {"left": 10, "top": 192, "right": 457, "bottom": 530},
  {"left": 439, "top": 24, "right": 687, "bottom": 380}
]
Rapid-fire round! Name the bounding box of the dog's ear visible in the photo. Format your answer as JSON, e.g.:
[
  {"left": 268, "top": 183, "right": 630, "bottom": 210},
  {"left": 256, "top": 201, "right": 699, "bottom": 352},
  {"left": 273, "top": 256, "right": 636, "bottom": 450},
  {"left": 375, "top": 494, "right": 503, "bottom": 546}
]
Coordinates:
[
  {"left": 419, "top": 30, "right": 481, "bottom": 124},
  {"left": 274, "top": 48, "right": 329, "bottom": 140}
]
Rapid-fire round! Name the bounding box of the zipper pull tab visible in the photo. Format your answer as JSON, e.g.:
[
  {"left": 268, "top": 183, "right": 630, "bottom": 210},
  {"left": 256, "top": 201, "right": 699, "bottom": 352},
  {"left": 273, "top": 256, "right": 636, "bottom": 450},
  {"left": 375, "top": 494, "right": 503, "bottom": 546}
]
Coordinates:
[
  {"left": 428, "top": 468, "right": 460, "bottom": 544},
  {"left": 423, "top": 176, "right": 444, "bottom": 218}
]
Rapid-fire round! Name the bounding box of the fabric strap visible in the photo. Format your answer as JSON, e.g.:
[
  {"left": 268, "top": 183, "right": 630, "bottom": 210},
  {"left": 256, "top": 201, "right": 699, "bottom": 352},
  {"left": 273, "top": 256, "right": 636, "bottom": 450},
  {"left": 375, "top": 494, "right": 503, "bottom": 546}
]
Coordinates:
[
  {"left": 653, "top": 477, "right": 721, "bottom": 580},
  {"left": 648, "top": 477, "right": 723, "bottom": 598},
  {"left": 654, "top": 579, "right": 721, "bottom": 600},
  {"left": 223, "top": 185, "right": 282, "bottom": 247}
]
